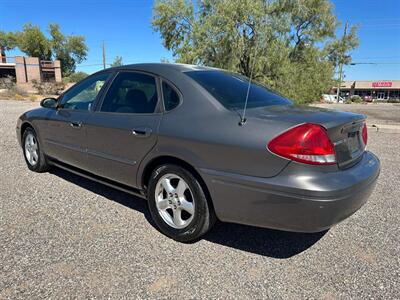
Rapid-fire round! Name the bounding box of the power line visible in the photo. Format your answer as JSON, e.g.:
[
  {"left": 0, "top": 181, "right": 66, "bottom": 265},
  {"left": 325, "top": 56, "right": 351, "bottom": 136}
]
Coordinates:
[
  {"left": 357, "top": 18, "right": 400, "bottom": 21},
  {"left": 76, "top": 63, "right": 104, "bottom": 67},
  {"left": 350, "top": 62, "right": 400, "bottom": 65},
  {"left": 352, "top": 56, "right": 400, "bottom": 60},
  {"left": 360, "top": 23, "right": 400, "bottom": 27},
  {"left": 359, "top": 25, "right": 400, "bottom": 30}
]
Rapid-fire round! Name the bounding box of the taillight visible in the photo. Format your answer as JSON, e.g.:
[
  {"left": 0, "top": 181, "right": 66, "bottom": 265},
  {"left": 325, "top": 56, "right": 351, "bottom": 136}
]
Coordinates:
[
  {"left": 267, "top": 123, "right": 336, "bottom": 165},
  {"left": 362, "top": 122, "right": 368, "bottom": 146}
]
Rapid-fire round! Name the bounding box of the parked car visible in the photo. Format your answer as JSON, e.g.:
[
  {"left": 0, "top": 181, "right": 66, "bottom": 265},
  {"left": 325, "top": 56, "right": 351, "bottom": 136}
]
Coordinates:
[
  {"left": 364, "top": 95, "right": 373, "bottom": 102},
  {"left": 322, "top": 94, "right": 345, "bottom": 103},
  {"left": 16, "top": 64, "right": 380, "bottom": 242}
]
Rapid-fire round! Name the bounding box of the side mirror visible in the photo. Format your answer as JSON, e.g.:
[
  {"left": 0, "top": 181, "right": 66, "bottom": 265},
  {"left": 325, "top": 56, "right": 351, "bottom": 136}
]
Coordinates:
[{"left": 40, "top": 97, "right": 58, "bottom": 109}]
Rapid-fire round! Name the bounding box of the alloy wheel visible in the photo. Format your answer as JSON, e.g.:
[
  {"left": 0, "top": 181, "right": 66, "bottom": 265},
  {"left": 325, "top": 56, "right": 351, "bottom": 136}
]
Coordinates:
[
  {"left": 24, "top": 133, "right": 39, "bottom": 166},
  {"left": 154, "top": 174, "right": 195, "bottom": 229}
]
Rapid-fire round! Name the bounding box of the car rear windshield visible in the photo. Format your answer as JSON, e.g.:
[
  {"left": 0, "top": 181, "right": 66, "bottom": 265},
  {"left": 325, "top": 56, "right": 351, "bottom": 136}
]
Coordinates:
[{"left": 185, "top": 70, "right": 292, "bottom": 109}]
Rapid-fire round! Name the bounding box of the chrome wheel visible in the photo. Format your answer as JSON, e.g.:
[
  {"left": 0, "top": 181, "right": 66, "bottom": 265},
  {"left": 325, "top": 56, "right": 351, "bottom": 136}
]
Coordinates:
[
  {"left": 155, "top": 174, "right": 195, "bottom": 229},
  {"left": 24, "top": 133, "right": 39, "bottom": 166}
]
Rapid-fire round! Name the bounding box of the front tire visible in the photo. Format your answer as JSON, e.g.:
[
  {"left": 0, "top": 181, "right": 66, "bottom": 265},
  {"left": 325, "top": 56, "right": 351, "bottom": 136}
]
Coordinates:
[
  {"left": 147, "top": 164, "right": 216, "bottom": 242},
  {"left": 22, "top": 127, "right": 50, "bottom": 172}
]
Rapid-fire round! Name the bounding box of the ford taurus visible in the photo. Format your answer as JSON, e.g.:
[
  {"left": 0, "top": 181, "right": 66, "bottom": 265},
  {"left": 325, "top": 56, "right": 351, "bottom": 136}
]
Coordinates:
[{"left": 16, "top": 63, "right": 380, "bottom": 242}]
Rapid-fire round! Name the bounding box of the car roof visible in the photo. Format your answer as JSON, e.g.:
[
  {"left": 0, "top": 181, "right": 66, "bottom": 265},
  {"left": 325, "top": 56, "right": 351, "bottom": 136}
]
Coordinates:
[{"left": 109, "top": 62, "right": 219, "bottom": 73}]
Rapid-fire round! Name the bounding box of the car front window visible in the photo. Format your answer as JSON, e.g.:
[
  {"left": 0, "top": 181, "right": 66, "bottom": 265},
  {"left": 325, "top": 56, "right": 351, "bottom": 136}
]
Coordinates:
[{"left": 59, "top": 72, "right": 110, "bottom": 111}]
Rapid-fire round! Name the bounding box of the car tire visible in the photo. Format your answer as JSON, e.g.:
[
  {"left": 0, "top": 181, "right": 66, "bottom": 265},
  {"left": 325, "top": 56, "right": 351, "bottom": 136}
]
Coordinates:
[
  {"left": 22, "top": 127, "right": 50, "bottom": 173},
  {"left": 147, "top": 164, "right": 216, "bottom": 242}
]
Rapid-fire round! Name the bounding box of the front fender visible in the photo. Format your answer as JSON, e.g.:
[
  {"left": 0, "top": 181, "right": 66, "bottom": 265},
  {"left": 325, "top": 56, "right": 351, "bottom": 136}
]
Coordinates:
[{"left": 16, "top": 109, "right": 47, "bottom": 150}]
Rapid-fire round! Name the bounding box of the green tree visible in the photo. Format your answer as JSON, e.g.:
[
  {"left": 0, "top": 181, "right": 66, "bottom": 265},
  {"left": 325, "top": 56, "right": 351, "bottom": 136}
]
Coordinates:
[
  {"left": 48, "top": 23, "right": 88, "bottom": 76},
  {"left": 152, "top": 0, "right": 358, "bottom": 104},
  {"left": 0, "top": 31, "right": 18, "bottom": 62},
  {"left": 325, "top": 23, "right": 359, "bottom": 68},
  {"left": 6, "top": 23, "right": 88, "bottom": 76},
  {"left": 110, "top": 56, "right": 123, "bottom": 67},
  {"left": 16, "top": 23, "right": 52, "bottom": 60}
]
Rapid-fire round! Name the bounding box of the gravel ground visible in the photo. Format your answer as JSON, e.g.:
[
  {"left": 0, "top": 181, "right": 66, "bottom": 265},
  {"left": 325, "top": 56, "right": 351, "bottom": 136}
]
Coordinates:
[
  {"left": 314, "top": 103, "right": 400, "bottom": 125},
  {"left": 1, "top": 100, "right": 399, "bottom": 299}
]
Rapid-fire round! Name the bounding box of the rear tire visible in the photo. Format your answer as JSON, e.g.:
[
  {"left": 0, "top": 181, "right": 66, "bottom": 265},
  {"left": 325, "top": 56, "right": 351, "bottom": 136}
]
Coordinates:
[
  {"left": 147, "top": 164, "right": 216, "bottom": 242},
  {"left": 22, "top": 127, "right": 50, "bottom": 173}
]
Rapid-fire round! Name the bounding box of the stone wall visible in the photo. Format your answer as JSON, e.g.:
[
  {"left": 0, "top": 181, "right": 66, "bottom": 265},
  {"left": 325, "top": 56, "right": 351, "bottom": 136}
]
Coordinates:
[{"left": 14, "top": 56, "right": 62, "bottom": 84}]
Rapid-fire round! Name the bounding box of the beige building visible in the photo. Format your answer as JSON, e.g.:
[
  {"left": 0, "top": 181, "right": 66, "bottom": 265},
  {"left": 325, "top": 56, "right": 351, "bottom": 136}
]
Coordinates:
[
  {"left": 0, "top": 56, "right": 62, "bottom": 83},
  {"left": 334, "top": 80, "right": 400, "bottom": 101}
]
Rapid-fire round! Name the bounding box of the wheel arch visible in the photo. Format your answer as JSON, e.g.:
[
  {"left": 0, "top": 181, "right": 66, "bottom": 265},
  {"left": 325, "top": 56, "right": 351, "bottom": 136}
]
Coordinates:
[
  {"left": 20, "top": 121, "right": 34, "bottom": 143},
  {"left": 141, "top": 155, "right": 215, "bottom": 211}
]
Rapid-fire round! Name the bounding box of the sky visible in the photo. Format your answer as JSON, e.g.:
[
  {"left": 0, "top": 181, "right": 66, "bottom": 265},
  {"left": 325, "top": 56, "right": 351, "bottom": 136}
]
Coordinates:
[{"left": 1, "top": 0, "right": 399, "bottom": 80}]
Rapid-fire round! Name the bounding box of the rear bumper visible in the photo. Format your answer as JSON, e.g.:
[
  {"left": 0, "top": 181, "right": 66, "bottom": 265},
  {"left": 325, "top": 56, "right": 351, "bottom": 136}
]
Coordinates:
[{"left": 200, "top": 151, "right": 380, "bottom": 232}]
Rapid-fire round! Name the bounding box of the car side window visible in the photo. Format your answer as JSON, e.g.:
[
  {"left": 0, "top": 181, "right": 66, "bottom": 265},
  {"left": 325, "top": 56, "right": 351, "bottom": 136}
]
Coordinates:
[
  {"left": 59, "top": 72, "right": 110, "bottom": 111},
  {"left": 100, "top": 72, "right": 158, "bottom": 114},
  {"left": 162, "top": 81, "right": 180, "bottom": 111}
]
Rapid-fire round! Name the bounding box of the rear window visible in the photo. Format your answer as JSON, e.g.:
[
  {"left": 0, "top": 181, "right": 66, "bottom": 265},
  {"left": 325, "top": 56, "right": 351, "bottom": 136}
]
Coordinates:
[
  {"left": 185, "top": 70, "right": 291, "bottom": 109},
  {"left": 162, "top": 81, "right": 180, "bottom": 111}
]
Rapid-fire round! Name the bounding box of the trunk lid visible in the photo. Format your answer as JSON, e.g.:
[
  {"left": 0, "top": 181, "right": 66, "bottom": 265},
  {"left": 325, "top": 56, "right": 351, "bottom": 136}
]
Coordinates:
[{"left": 244, "top": 104, "right": 366, "bottom": 168}]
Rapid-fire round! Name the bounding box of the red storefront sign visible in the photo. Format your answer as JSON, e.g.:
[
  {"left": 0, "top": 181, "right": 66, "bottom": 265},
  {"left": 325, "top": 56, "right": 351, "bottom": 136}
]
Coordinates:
[{"left": 372, "top": 81, "right": 392, "bottom": 87}]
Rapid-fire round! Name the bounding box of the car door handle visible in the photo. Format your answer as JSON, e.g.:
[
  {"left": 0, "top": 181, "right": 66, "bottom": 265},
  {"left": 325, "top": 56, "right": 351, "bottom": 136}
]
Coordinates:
[
  {"left": 132, "top": 127, "right": 152, "bottom": 137},
  {"left": 70, "top": 121, "right": 82, "bottom": 128}
]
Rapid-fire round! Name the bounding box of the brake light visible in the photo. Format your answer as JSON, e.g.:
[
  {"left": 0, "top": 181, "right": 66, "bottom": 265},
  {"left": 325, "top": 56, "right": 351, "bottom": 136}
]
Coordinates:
[
  {"left": 362, "top": 122, "right": 368, "bottom": 146},
  {"left": 267, "top": 123, "right": 336, "bottom": 165}
]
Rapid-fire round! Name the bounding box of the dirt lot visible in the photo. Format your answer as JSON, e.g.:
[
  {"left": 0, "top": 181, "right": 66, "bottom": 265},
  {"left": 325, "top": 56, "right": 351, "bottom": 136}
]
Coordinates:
[
  {"left": 314, "top": 102, "right": 400, "bottom": 125},
  {"left": 1, "top": 100, "right": 399, "bottom": 299}
]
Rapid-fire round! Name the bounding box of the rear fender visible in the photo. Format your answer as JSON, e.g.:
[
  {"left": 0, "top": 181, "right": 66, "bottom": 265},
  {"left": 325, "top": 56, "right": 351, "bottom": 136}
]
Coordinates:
[{"left": 136, "top": 144, "right": 206, "bottom": 188}]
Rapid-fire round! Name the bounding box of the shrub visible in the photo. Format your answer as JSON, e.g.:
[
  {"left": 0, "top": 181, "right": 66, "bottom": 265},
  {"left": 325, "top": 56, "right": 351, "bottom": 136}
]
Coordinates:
[
  {"left": 13, "top": 85, "right": 28, "bottom": 97},
  {"left": 0, "top": 75, "right": 16, "bottom": 90},
  {"left": 4, "top": 88, "right": 28, "bottom": 99},
  {"left": 14, "top": 94, "right": 25, "bottom": 100},
  {"left": 0, "top": 77, "right": 29, "bottom": 99},
  {"left": 63, "top": 72, "right": 88, "bottom": 83},
  {"left": 32, "top": 80, "right": 65, "bottom": 96},
  {"left": 347, "top": 95, "right": 363, "bottom": 103}
]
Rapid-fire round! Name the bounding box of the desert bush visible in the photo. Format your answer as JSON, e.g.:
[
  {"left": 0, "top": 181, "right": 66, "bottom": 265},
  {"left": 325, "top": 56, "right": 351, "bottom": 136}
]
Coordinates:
[
  {"left": 0, "top": 77, "right": 29, "bottom": 99},
  {"left": 0, "top": 89, "right": 16, "bottom": 99},
  {"left": 14, "top": 94, "right": 25, "bottom": 100},
  {"left": 32, "top": 80, "right": 65, "bottom": 96},
  {"left": 0, "top": 76, "right": 16, "bottom": 90},
  {"left": 347, "top": 95, "right": 363, "bottom": 103},
  {"left": 13, "top": 85, "right": 28, "bottom": 97}
]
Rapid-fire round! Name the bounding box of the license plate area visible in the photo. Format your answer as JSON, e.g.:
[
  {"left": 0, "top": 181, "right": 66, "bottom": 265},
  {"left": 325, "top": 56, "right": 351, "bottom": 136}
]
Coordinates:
[
  {"left": 347, "top": 131, "right": 361, "bottom": 155},
  {"left": 334, "top": 121, "right": 365, "bottom": 169}
]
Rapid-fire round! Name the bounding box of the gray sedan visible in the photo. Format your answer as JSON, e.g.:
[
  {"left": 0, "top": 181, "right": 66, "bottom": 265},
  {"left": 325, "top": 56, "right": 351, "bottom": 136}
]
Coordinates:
[{"left": 16, "top": 63, "right": 380, "bottom": 242}]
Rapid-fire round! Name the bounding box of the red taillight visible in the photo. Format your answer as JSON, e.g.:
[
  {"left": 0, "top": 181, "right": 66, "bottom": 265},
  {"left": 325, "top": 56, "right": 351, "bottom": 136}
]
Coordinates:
[
  {"left": 267, "top": 123, "right": 336, "bottom": 165},
  {"left": 362, "top": 122, "right": 368, "bottom": 146}
]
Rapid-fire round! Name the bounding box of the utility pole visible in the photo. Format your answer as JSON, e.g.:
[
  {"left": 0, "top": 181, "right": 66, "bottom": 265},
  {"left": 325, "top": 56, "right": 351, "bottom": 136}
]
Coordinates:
[
  {"left": 336, "top": 22, "right": 348, "bottom": 102},
  {"left": 102, "top": 41, "right": 106, "bottom": 69}
]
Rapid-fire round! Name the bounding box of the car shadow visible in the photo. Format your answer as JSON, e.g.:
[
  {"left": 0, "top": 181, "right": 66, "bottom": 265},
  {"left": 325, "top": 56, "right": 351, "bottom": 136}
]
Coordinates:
[
  {"left": 49, "top": 168, "right": 327, "bottom": 259},
  {"left": 203, "top": 222, "right": 327, "bottom": 258},
  {"left": 49, "top": 168, "right": 153, "bottom": 221}
]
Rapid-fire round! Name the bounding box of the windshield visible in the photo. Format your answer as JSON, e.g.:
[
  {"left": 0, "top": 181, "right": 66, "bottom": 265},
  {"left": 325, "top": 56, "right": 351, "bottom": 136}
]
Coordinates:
[{"left": 185, "top": 70, "right": 292, "bottom": 109}]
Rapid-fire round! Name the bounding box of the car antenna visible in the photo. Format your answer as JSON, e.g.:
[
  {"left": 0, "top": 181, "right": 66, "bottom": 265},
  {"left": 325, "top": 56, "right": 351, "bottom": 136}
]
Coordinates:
[{"left": 239, "top": 40, "right": 258, "bottom": 126}]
